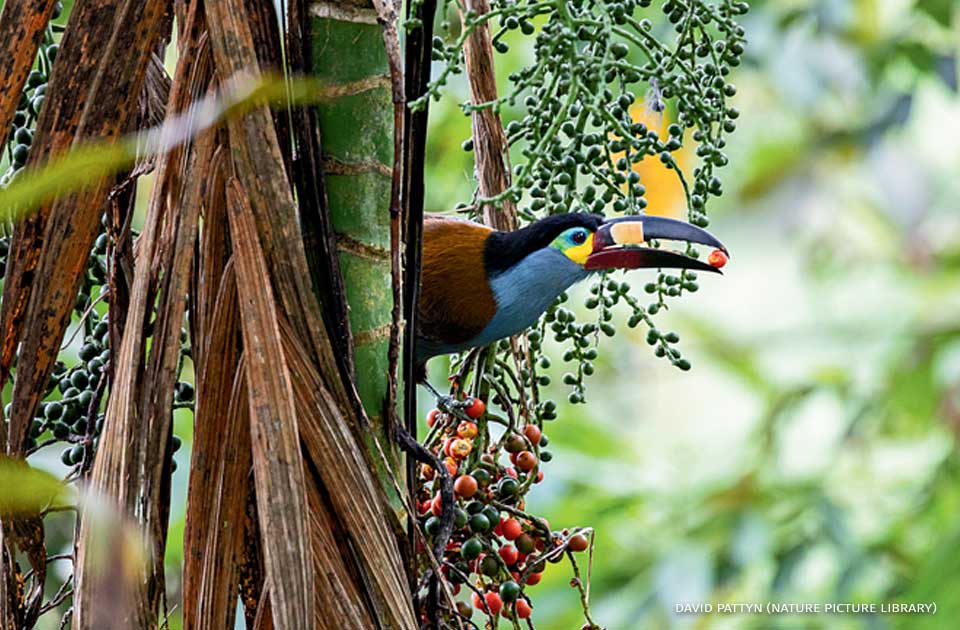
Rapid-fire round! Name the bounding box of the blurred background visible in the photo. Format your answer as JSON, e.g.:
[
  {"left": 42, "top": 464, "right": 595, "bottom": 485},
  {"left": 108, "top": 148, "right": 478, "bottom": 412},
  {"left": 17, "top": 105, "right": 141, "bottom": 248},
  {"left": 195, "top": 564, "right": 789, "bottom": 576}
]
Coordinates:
[{"left": 418, "top": 0, "right": 960, "bottom": 628}]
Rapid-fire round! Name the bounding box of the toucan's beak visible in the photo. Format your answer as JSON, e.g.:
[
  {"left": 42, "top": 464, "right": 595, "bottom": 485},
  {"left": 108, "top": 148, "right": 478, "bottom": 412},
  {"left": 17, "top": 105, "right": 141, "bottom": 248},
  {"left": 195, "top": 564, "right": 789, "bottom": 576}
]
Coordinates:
[{"left": 584, "top": 215, "right": 729, "bottom": 273}]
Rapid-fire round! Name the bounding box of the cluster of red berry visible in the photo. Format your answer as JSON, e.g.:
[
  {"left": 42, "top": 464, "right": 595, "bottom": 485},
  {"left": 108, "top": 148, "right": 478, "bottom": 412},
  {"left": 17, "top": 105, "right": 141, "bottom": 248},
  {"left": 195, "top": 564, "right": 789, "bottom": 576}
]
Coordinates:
[{"left": 416, "top": 397, "right": 594, "bottom": 627}]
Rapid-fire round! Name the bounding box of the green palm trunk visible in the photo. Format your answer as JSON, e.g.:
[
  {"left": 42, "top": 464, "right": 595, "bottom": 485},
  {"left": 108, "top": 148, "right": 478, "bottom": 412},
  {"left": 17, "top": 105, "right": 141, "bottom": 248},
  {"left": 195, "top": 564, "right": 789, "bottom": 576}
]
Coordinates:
[{"left": 311, "top": 1, "right": 399, "bottom": 499}]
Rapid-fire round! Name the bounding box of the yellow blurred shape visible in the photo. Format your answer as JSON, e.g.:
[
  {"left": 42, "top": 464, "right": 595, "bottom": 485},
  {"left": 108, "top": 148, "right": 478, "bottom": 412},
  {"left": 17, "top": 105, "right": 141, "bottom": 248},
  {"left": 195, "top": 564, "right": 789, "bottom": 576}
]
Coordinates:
[{"left": 625, "top": 103, "right": 690, "bottom": 219}]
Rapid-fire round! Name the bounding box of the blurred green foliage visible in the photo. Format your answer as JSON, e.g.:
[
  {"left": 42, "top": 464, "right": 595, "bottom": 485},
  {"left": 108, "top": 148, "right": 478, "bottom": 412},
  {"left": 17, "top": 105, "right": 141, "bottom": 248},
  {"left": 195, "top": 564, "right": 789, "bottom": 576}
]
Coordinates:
[{"left": 423, "top": 0, "right": 960, "bottom": 628}]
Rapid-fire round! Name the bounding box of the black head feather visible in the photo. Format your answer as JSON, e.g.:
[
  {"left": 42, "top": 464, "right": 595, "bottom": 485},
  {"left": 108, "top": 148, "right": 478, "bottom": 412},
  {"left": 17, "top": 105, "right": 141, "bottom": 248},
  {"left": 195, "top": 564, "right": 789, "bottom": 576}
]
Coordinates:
[{"left": 484, "top": 213, "right": 605, "bottom": 275}]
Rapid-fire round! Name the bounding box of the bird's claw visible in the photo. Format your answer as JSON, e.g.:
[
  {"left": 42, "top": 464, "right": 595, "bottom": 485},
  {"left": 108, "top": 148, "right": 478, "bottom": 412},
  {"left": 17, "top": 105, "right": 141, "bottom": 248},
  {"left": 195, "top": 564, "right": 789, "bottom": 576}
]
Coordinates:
[
  {"left": 435, "top": 395, "right": 475, "bottom": 423},
  {"left": 422, "top": 381, "right": 474, "bottom": 422},
  {"left": 438, "top": 395, "right": 468, "bottom": 411}
]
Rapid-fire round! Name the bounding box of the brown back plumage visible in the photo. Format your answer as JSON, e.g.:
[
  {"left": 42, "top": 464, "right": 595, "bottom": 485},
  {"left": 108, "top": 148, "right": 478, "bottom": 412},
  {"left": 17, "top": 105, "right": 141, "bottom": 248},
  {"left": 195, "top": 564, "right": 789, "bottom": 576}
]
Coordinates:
[{"left": 418, "top": 214, "right": 497, "bottom": 347}]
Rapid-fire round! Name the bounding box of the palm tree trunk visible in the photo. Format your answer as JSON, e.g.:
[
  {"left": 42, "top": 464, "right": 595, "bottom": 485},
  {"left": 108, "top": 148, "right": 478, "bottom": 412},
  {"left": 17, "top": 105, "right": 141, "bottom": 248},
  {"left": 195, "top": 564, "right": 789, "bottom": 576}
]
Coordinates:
[{"left": 311, "top": 0, "right": 401, "bottom": 499}]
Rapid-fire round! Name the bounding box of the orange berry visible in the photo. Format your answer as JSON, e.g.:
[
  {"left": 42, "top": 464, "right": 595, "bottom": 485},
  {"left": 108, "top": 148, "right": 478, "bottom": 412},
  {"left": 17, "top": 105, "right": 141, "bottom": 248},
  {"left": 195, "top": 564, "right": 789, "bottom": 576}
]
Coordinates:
[
  {"left": 421, "top": 464, "right": 435, "bottom": 481},
  {"left": 426, "top": 408, "right": 440, "bottom": 427},
  {"left": 444, "top": 458, "right": 458, "bottom": 476},
  {"left": 457, "top": 420, "right": 478, "bottom": 439},
  {"left": 431, "top": 494, "right": 443, "bottom": 517},
  {"left": 526, "top": 572, "right": 542, "bottom": 586},
  {"left": 499, "top": 544, "right": 519, "bottom": 565},
  {"left": 454, "top": 475, "right": 478, "bottom": 498},
  {"left": 465, "top": 397, "right": 486, "bottom": 419},
  {"left": 516, "top": 451, "right": 537, "bottom": 472},
  {"left": 523, "top": 424, "right": 541, "bottom": 445},
  {"left": 484, "top": 592, "right": 503, "bottom": 615},
  {"left": 449, "top": 438, "right": 472, "bottom": 459}
]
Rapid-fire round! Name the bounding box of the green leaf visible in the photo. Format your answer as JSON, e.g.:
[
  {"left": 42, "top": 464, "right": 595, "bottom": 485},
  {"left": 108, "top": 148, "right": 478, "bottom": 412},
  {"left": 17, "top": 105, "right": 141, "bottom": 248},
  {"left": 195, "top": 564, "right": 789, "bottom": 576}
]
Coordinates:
[
  {"left": 915, "top": 0, "right": 954, "bottom": 26},
  {"left": 0, "top": 458, "right": 68, "bottom": 513},
  {"left": 0, "top": 74, "right": 332, "bottom": 219},
  {"left": 896, "top": 41, "right": 937, "bottom": 75}
]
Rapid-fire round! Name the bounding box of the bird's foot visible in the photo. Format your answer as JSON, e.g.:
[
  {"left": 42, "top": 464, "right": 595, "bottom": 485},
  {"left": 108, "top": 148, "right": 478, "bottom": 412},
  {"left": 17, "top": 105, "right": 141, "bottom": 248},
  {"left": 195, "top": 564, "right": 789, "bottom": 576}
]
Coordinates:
[
  {"left": 394, "top": 424, "right": 433, "bottom": 465},
  {"left": 393, "top": 425, "right": 456, "bottom": 560},
  {"left": 421, "top": 380, "right": 473, "bottom": 421}
]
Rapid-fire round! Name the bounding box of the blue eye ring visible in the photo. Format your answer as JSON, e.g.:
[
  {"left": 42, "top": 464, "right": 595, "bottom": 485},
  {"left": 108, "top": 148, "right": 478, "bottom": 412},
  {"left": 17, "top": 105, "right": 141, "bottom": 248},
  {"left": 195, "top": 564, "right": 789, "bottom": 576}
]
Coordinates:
[{"left": 571, "top": 229, "right": 587, "bottom": 245}]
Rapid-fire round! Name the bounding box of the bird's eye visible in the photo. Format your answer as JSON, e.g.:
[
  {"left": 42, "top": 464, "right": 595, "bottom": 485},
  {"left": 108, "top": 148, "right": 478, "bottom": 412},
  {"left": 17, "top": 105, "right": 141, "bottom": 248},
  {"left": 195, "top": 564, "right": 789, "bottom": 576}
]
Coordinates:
[{"left": 571, "top": 229, "right": 587, "bottom": 245}]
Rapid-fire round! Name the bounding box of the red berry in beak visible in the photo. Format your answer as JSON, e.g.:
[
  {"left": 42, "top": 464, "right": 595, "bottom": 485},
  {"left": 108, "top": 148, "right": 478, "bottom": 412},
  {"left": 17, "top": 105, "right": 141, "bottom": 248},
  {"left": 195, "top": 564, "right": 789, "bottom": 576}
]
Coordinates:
[{"left": 708, "top": 249, "right": 728, "bottom": 269}]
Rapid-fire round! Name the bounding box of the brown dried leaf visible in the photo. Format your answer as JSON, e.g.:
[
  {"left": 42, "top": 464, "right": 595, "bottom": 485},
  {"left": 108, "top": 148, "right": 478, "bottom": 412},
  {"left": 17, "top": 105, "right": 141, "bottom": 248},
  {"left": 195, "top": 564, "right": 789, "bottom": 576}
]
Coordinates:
[
  {"left": 204, "top": 0, "right": 353, "bottom": 413},
  {"left": 5, "top": 0, "right": 173, "bottom": 457},
  {"left": 186, "top": 340, "right": 251, "bottom": 629},
  {"left": 459, "top": 0, "right": 516, "bottom": 230},
  {"left": 135, "top": 125, "right": 212, "bottom": 616},
  {"left": 238, "top": 478, "right": 266, "bottom": 628},
  {"left": 0, "top": 530, "right": 16, "bottom": 630},
  {"left": 0, "top": 0, "right": 58, "bottom": 158},
  {"left": 75, "top": 5, "right": 210, "bottom": 626},
  {"left": 281, "top": 320, "right": 417, "bottom": 630},
  {"left": 193, "top": 143, "right": 230, "bottom": 365},
  {"left": 182, "top": 185, "right": 243, "bottom": 623},
  {"left": 302, "top": 460, "right": 377, "bottom": 629},
  {"left": 226, "top": 177, "right": 314, "bottom": 630},
  {"left": 0, "top": 0, "right": 126, "bottom": 446}
]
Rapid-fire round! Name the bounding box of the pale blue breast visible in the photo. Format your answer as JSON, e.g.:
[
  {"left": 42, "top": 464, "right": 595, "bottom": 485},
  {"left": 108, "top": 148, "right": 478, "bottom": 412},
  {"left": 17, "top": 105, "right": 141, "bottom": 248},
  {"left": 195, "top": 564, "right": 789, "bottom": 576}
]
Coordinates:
[
  {"left": 414, "top": 248, "right": 593, "bottom": 365},
  {"left": 473, "top": 248, "right": 590, "bottom": 346}
]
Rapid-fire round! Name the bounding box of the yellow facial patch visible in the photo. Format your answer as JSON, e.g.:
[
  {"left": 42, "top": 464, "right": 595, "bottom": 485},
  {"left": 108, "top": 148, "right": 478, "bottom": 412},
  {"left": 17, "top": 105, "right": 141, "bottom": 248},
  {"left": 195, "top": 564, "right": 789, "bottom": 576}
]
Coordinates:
[{"left": 564, "top": 232, "right": 594, "bottom": 265}]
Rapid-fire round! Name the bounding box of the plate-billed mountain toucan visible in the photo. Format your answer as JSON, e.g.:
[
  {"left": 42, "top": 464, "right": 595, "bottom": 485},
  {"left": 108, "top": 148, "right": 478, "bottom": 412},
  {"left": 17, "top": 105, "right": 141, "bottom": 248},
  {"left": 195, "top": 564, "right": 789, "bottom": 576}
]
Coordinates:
[{"left": 415, "top": 212, "right": 727, "bottom": 379}]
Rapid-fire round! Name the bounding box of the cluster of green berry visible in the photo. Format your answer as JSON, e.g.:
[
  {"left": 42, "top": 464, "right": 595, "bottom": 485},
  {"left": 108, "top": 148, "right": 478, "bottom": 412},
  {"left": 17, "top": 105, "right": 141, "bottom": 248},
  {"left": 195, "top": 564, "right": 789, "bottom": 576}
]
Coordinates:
[
  {"left": 537, "top": 272, "right": 689, "bottom": 404},
  {"left": 417, "top": 0, "right": 746, "bottom": 224},
  {"left": 4, "top": 216, "right": 193, "bottom": 471},
  {"left": 419, "top": 0, "right": 747, "bottom": 401},
  {"left": 2, "top": 213, "right": 191, "bottom": 474},
  {"left": 417, "top": 400, "right": 595, "bottom": 627},
  {"left": 1, "top": 4, "right": 63, "bottom": 187},
  {"left": 0, "top": 1, "right": 194, "bottom": 475}
]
